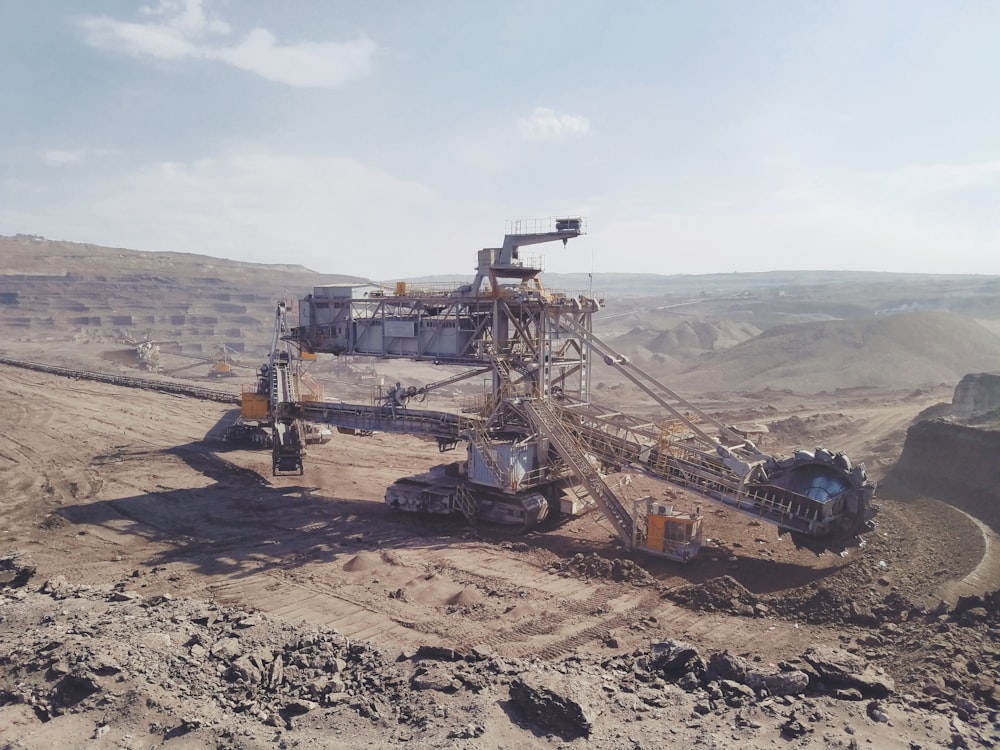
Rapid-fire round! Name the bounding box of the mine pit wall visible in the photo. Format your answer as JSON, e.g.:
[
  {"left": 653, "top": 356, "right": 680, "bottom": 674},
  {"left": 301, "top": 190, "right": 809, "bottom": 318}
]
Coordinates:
[
  {"left": 952, "top": 373, "right": 1000, "bottom": 419},
  {"left": 886, "top": 420, "right": 1000, "bottom": 532}
]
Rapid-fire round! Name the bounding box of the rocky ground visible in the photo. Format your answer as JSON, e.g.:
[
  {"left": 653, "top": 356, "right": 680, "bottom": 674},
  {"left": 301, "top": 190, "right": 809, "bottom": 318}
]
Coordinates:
[{"left": 1, "top": 553, "right": 997, "bottom": 749}]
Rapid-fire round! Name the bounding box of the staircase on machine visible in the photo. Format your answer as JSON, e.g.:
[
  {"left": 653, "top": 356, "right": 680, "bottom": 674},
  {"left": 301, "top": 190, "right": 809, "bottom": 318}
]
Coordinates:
[
  {"left": 464, "top": 421, "right": 510, "bottom": 488},
  {"left": 454, "top": 483, "right": 479, "bottom": 524},
  {"left": 522, "top": 398, "right": 634, "bottom": 543}
]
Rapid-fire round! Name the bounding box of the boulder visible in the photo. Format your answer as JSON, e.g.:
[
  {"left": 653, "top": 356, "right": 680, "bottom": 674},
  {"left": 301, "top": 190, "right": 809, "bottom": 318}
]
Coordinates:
[
  {"left": 720, "top": 679, "right": 756, "bottom": 707},
  {"left": 209, "top": 637, "right": 243, "bottom": 661},
  {"left": 646, "top": 639, "right": 702, "bottom": 675},
  {"left": 509, "top": 672, "right": 598, "bottom": 739},
  {"left": 707, "top": 651, "right": 750, "bottom": 682},
  {"left": 802, "top": 645, "right": 895, "bottom": 697},
  {"left": 410, "top": 665, "right": 460, "bottom": 693},
  {"left": 781, "top": 715, "right": 812, "bottom": 738},
  {"left": 40, "top": 575, "right": 72, "bottom": 599},
  {"left": 746, "top": 668, "right": 810, "bottom": 697},
  {"left": 708, "top": 651, "right": 808, "bottom": 696},
  {"left": 414, "top": 644, "right": 465, "bottom": 662},
  {"left": 228, "top": 654, "right": 262, "bottom": 685}
]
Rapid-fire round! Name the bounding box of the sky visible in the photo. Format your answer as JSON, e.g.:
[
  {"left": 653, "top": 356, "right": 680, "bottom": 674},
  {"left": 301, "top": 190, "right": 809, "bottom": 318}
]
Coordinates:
[{"left": 1, "top": 1, "right": 999, "bottom": 280}]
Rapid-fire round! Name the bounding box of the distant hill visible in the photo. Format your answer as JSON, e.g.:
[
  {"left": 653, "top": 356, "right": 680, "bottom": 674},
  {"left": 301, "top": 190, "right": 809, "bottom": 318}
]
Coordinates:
[
  {"left": 0, "top": 234, "right": 366, "bottom": 359},
  {"left": 582, "top": 269, "right": 1000, "bottom": 394},
  {"left": 0, "top": 234, "right": 364, "bottom": 283},
  {"left": 3, "top": 235, "right": 1000, "bottom": 394},
  {"left": 667, "top": 311, "right": 1000, "bottom": 393}
]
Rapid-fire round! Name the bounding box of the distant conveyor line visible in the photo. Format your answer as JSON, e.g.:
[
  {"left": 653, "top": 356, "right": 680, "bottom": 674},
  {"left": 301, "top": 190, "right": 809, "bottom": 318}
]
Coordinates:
[{"left": 0, "top": 356, "right": 240, "bottom": 404}]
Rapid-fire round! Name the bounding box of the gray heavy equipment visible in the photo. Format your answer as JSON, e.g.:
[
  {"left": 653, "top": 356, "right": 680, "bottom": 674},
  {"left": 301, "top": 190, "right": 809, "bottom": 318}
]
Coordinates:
[{"left": 254, "top": 218, "right": 876, "bottom": 561}]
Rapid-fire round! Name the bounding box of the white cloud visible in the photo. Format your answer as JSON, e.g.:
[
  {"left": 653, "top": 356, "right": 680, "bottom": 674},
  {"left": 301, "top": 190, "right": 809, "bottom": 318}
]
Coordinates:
[
  {"left": 82, "top": 16, "right": 199, "bottom": 60},
  {"left": 214, "top": 29, "right": 376, "bottom": 89},
  {"left": 517, "top": 107, "right": 591, "bottom": 141},
  {"left": 139, "top": 0, "right": 231, "bottom": 37},
  {"left": 80, "top": 1, "right": 374, "bottom": 89}
]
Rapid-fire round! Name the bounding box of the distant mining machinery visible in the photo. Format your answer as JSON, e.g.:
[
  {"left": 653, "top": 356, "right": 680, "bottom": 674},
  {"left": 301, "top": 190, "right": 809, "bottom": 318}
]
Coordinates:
[
  {"left": 253, "top": 217, "right": 875, "bottom": 561},
  {"left": 119, "top": 332, "right": 173, "bottom": 372}
]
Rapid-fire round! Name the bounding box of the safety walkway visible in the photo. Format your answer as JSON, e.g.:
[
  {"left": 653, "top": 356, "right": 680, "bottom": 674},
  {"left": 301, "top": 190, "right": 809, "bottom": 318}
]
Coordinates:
[{"left": 292, "top": 401, "right": 467, "bottom": 441}]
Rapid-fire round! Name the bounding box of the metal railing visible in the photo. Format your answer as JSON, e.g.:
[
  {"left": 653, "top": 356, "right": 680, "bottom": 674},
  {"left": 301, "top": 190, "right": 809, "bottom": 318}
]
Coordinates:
[{"left": 505, "top": 216, "right": 587, "bottom": 236}]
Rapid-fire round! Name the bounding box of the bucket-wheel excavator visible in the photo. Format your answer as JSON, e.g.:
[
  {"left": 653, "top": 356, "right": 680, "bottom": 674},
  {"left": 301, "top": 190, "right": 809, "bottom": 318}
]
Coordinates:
[{"left": 253, "top": 218, "right": 877, "bottom": 561}]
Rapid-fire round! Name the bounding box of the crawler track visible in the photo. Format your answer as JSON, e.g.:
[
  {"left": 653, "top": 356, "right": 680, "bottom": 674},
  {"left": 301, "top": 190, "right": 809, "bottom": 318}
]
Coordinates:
[{"left": 0, "top": 356, "right": 239, "bottom": 404}]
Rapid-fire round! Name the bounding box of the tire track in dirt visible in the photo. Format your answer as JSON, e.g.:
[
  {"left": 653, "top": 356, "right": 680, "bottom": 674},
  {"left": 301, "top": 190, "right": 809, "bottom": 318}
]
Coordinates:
[
  {"left": 408, "top": 555, "right": 674, "bottom": 658},
  {"left": 0, "top": 379, "right": 102, "bottom": 519},
  {"left": 206, "top": 570, "right": 429, "bottom": 647},
  {"left": 200, "top": 561, "right": 665, "bottom": 660},
  {"left": 532, "top": 590, "right": 664, "bottom": 660},
  {"left": 470, "top": 587, "right": 658, "bottom": 659},
  {"left": 936, "top": 511, "right": 1000, "bottom": 603},
  {"left": 0, "top": 399, "right": 38, "bottom": 494},
  {"left": 142, "top": 512, "right": 674, "bottom": 661}
]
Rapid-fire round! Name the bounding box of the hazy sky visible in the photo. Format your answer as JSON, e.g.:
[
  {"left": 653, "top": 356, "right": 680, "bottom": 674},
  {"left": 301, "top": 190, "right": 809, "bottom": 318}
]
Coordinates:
[{"left": 2, "top": 1, "right": 998, "bottom": 279}]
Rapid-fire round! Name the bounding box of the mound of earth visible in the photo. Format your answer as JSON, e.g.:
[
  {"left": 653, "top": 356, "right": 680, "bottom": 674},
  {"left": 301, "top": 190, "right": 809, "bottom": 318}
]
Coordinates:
[
  {"left": 550, "top": 552, "right": 657, "bottom": 585},
  {"left": 342, "top": 550, "right": 405, "bottom": 572},
  {"left": 666, "top": 574, "right": 763, "bottom": 616},
  {"left": 446, "top": 587, "right": 483, "bottom": 606}
]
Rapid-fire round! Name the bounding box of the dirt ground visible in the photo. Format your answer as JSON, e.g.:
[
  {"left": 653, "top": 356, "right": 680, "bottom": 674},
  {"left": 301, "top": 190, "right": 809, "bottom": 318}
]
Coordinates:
[{"left": 2, "top": 353, "right": 999, "bottom": 748}]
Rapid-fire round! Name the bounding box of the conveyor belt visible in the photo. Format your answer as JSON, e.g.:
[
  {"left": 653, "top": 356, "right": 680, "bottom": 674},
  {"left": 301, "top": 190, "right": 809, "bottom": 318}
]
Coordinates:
[
  {"left": 0, "top": 356, "right": 239, "bottom": 404},
  {"left": 287, "top": 400, "right": 469, "bottom": 441}
]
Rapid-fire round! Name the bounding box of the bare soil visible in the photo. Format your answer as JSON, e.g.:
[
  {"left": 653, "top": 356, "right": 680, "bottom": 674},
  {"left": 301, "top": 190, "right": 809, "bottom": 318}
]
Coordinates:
[{"left": 1, "top": 358, "right": 998, "bottom": 749}]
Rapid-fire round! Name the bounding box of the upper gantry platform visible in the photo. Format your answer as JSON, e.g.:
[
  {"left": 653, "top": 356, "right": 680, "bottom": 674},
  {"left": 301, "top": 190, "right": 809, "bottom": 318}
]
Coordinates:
[
  {"left": 287, "top": 217, "right": 593, "bottom": 399},
  {"left": 471, "top": 216, "right": 585, "bottom": 293}
]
